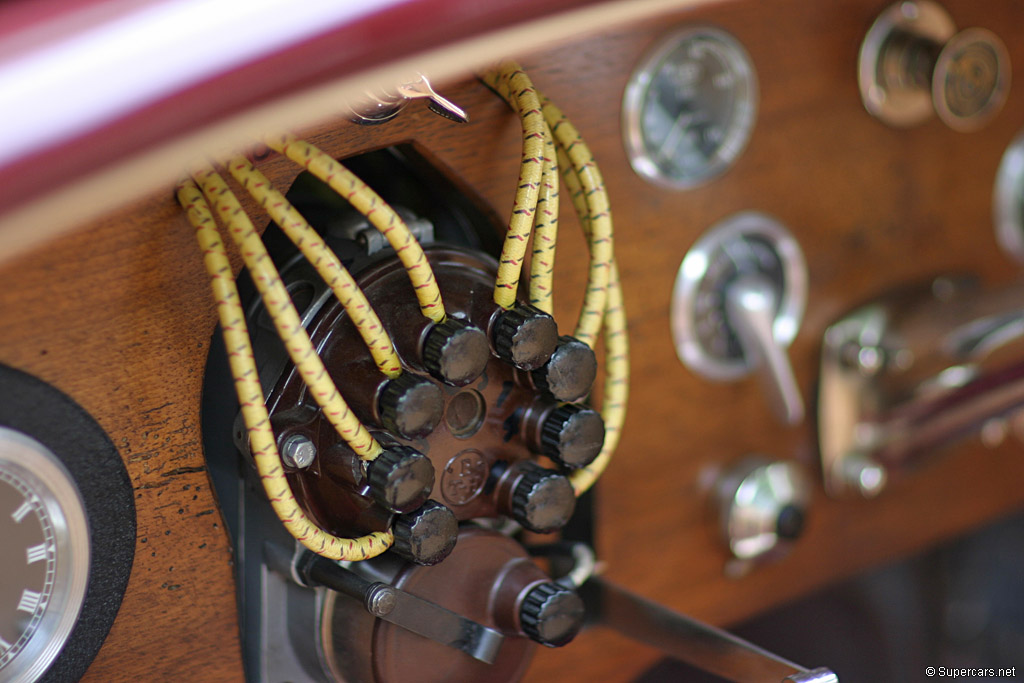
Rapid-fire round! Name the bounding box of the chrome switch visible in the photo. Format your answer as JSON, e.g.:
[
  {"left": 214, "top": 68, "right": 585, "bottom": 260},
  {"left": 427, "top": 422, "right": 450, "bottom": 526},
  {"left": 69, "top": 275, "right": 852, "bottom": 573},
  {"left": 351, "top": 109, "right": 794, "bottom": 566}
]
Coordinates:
[{"left": 671, "top": 211, "right": 808, "bottom": 425}]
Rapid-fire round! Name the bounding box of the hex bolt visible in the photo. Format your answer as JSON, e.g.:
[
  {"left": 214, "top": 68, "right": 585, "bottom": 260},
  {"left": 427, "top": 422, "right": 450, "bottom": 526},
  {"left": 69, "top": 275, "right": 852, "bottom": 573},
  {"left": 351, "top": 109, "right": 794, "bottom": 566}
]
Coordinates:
[
  {"left": 280, "top": 434, "right": 317, "bottom": 469},
  {"left": 365, "top": 584, "right": 398, "bottom": 617}
]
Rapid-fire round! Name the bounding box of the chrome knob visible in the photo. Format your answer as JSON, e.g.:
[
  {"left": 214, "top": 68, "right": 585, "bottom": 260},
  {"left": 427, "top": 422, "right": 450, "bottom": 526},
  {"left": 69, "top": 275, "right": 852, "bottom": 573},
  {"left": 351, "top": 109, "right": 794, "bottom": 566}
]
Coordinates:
[
  {"left": 858, "top": 1, "right": 1010, "bottom": 131},
  {"left": 715, "top": 456, "right": 811, "bottom": 562}
]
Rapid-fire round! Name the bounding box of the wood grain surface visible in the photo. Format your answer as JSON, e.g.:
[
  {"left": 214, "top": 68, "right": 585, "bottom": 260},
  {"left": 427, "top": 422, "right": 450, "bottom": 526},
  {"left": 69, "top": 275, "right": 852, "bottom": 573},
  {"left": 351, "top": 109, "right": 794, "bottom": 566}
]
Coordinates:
[{"left": 1, "top": 0, "right": 1024, "bottom": 680}]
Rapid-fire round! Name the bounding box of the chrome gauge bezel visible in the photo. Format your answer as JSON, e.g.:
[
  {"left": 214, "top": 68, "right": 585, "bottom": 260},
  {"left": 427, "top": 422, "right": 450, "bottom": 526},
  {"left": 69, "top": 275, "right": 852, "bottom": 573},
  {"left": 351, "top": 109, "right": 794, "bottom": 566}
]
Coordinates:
[
  {"left": 0, "top": 427, "right": 90, "bottom": 683},
  {"left": 622, "top": 25, "right": 758, "bottom": 190},
  {"left": 670, "top": 211, "right": 807, "bottom": 380},
  {"left": 995, "top": 130, "right": 1024, "bottom": 265}
]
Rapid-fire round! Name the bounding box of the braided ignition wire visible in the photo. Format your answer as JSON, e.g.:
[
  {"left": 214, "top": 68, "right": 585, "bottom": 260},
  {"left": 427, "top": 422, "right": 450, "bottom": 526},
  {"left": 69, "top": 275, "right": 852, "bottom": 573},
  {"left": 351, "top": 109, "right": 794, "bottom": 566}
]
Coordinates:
[
  {"left": 484, "top": 64, "right": 561, "bottom": 315},
  {"left": 228, "top": 156, "right": 402, "bottom": 378},
  {"left": 555, "top": 146, "right": 629, "bottom": 495},
  {"left": 485, "top": 64, "right": 627, "bottom": 491},
  {"left": 265, "top": 134, "right": 446, "bottom": 323},
  {"left": 529, "top": 133, "right": 560, "bottom": 314},
  {"left": 192, "top": 166, "right": 383, "bottom": 461},
  {"left": 570, "top": 261, "right": 629, "bottom": 495},
  {"left": 540, "top": 95, "right": 614, "bottom": 350},
  {"left": 480, "top": 62, "right": 548, "bottom": 310},
  {"left": 177, "top": 179, "right": 393, "bottom": 560}
]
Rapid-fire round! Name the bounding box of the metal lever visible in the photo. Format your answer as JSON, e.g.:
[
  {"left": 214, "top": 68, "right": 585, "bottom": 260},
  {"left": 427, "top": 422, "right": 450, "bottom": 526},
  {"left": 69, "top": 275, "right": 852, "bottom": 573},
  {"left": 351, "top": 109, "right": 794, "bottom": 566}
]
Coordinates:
[
  {"left": 584, "top": 577, "right": 838, "bottom": 683},
  {"left": 299, "top": 551, "right": 504, "bottom": 664},
  {"left": 726, "top": 274, "right": 805, "bottom": 425},
  {"left": 396, "top": 73, "right": 469, "bottom": 123},
  {"left": 349, "top": 73, "right": 468, "bottom": 124}
]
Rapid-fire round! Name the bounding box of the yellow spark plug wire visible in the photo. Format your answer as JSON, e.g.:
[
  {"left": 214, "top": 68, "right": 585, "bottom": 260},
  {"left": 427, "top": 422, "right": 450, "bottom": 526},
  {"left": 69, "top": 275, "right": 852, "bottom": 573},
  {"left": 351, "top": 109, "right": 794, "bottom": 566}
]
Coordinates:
[
  {"left": 227, "top": 156, "right": 402, "bottom": 379},
  {"left": 529, "top": 133, "right": 559, "bottom": 315},
  {"left": 555, "top": 149, "right": 629, "bottom": 496},
  {"left": 191, "top": 166, "right": 383, "bottom": 462},
  {"left": 265, "top": 134, "right": 446, "bottom": 323},
  {"left": 541, "top": 96, "right": 613, "bottom": 350},
  {"left": 177, "top": 179, "right": 392, "bottom": 560},
  {"left": 569, "top": 260, "right": 628, "bottom": 495},
  {"left": 484, "top": 63, "right": 627, "bottom": 492},
  {"left": 480, "top": 62, "right": 548, "bottom": 310}
]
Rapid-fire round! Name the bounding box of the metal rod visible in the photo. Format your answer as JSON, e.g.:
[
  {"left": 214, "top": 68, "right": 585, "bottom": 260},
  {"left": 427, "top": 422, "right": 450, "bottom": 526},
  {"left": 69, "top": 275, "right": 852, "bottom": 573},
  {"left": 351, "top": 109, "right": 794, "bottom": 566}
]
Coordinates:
[{"left": 586, "top": 577, "right": 838, "bottom": 683}]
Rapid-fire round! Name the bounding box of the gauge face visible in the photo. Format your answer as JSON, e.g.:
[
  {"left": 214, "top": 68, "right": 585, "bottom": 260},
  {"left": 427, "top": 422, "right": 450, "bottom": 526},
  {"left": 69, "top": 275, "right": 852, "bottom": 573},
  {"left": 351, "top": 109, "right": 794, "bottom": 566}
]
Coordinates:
[
  {"left": 623, "top": 26, "right": 758, "bottom": 189},
  {"left": 0, "top": 428, "right": 89, "bottom": 683}
]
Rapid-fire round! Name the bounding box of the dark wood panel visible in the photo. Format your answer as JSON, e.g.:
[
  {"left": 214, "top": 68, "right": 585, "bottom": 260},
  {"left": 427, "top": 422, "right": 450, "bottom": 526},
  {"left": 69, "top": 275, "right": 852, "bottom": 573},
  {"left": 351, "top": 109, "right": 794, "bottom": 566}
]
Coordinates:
[{"left": 1, "top": 0, "right": 1023, "bottom": 680}]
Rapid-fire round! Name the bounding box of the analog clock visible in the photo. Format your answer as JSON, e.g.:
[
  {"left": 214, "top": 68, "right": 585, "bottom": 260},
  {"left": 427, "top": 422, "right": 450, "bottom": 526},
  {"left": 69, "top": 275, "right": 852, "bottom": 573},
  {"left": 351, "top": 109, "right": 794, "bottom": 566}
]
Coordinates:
[
  {"left": 0, "top": 364, "right": 135, "bottom": 683},
  {"left": 0, "top": 429, "right": 90, "bottom": 683}
]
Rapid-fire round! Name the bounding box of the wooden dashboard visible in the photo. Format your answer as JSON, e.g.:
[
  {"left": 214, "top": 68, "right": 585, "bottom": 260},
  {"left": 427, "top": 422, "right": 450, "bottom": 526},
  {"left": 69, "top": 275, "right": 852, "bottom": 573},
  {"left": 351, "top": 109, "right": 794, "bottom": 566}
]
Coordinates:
[{"left": 2, "top": 0, "right": 1024, "bottom": 680}]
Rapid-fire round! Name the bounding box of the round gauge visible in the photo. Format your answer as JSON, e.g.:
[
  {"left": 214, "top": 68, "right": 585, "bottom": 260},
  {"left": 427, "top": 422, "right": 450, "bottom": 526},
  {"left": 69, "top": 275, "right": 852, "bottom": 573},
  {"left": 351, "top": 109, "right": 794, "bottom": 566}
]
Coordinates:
[
  {"left": 0, "top": 428, "right": 89, "bottom": 683},
  {"left": 623, "top": 26, "right": 758, "bottom": 189},
  {"left": 995, "top": 130, "right": 1024, "bottom": 264},
  {"left": 0, "top": 363, "right": 135, "bottom": 683}
]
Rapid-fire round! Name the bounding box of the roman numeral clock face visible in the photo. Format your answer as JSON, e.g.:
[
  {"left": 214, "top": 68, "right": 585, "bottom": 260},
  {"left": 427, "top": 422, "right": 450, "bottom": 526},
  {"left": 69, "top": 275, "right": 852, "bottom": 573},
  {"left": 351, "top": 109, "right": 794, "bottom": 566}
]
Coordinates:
[{"left": 0, "top": 428, "right": 90, "bottom": 683}]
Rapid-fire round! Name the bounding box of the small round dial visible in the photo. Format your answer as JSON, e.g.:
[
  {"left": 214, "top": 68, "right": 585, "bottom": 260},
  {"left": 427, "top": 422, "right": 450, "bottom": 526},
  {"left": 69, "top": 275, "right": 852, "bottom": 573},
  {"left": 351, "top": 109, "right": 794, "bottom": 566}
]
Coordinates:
[
  {"left": 623, "top": 26, "right": 758, "bottom": 189},
  {"left": 0, "top": 428, "right": 89, "bottom": 683}
]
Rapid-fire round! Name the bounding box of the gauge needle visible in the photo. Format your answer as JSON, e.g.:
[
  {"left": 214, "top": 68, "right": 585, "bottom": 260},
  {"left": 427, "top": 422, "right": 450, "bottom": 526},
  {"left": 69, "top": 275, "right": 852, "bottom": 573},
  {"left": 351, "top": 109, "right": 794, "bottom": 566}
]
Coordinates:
[{"left": 657, "top": 110, "right": 695, "bottom": 162}]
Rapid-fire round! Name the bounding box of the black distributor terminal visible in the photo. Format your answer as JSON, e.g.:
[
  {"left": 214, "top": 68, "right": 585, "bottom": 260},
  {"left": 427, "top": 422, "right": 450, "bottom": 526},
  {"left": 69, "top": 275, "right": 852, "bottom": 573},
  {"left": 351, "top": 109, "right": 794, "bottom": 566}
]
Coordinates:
[
  {"left": 522, "top": 399, "right": 605, "bottom": 470},
  {"left": 491, "top": 303, "right": 559, "bottom": 371},
  {"left": 495, "top": 461, "right": 576, "bottom": 534},
  {"left": 519, "top": 581, "right": 586, "bottom": 648},
  {"left": 421, "top": 316, "right": 490, "bottom": 386},
  {"left": 366, "top": 444, "right": 435, "bottom": 514},
  {"left": 487, "top": 533, "right": 586, "bottom": 647},
  {"left": 377, "top": 372, "right": 445, "bottom": 440},
  {"left": 391, "top": 499, "right": 459, "bottom": 566},
  {"left": 324, "top": 349, "right": 444, "bottom": 441},
  {"left": 530, "top": 335, "right": 598, "bottom": 402}
]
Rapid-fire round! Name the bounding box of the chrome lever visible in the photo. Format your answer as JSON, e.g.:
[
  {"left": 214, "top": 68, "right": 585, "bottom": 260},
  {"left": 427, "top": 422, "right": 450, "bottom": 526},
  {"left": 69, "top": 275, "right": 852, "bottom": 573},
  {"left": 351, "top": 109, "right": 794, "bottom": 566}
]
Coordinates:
[
  {"left": 348, "top": 73, "right": 468, "bottom": 124},
  {"left": 726, "top": 274, "right": 805, "bottom": 425},
  {"left": 818, "top": 275, "right": 1024, "bottom": 497},
  {"left": 584, "top": 577, "right": 838, "bottom": 683},
  {"left": 279, "top": 546, "right": 505, "bottom": 665}
]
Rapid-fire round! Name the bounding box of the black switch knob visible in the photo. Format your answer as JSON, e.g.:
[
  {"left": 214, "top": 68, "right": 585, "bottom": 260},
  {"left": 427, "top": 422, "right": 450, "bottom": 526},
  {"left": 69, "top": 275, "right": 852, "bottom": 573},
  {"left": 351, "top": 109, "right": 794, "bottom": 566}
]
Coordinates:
[
  {"left": 510, "top": 462, "right": 575, "bottom": 534},
  {"left": 540, "top": 404, "right": 605, "bottom": 470},
  {"left": 775, "top": 504, "right": 806, "bottom": 541},
  {"left": 422, "top": 317, "right": 490, "bottom": 386},
  {"left": 392, "top": 500, "right": 458, "bottom": 566},
  {"left": 378, "top": 373, "right": 444, "bottom": 440},
  {"left": 519, "top": 581, "right": 585, "bottom": 647},
  {"left": 492, "top": 304, "right": 558, "bottom": 370},
  {"left": 367, "top": 445, "right": 435, "bottom": 514},
  {"left": 532, "top": 335, "right": 598, "bottom": 402}
]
